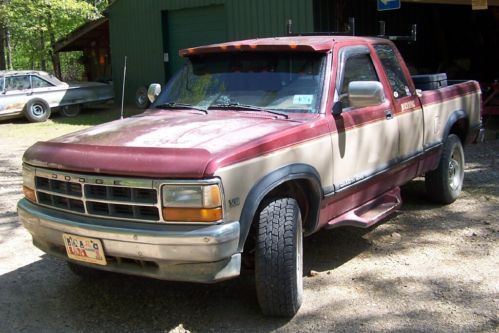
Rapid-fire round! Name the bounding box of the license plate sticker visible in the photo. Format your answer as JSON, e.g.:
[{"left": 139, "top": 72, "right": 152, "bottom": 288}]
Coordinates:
[{"left": 62, "top": 233, "right": 107, "bottom": 266}]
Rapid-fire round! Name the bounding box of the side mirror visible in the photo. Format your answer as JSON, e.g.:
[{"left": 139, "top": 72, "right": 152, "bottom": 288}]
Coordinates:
[
  {"left": 348, "top": 81, "right": 385, "bottom": 108},
  {"left": 147, "top": 83, "right": 161, "bottom": 103}
]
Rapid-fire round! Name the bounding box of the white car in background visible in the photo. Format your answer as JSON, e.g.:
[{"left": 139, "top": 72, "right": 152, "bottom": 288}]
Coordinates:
[{"left": 0, "top": 71, "right": 114, "bottom": 122}]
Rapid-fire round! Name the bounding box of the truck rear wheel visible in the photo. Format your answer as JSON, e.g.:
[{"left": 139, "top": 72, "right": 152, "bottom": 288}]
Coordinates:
[
  {"left": 425, "top": 134, "right": 465, "bottom": 204},
  {"left": 255, "top": 198, "right": 303, "bottom": 317}
]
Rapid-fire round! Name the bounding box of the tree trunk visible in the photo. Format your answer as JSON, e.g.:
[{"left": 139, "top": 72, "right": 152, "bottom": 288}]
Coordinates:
[
  {"left": 40, "top": 30, "right": 46, "bottom": 71},
  {"left": 2, "top": 0, "right": 11, "bottom": 70},
  {"left": 0, "top": 25, "right": 6, "bottom": 70},
  {"left": 46, "top": 9, "right": 61, "bottom": 79},
  {"left": 5, "top": 25, "right": 11, "bottom": 69}
]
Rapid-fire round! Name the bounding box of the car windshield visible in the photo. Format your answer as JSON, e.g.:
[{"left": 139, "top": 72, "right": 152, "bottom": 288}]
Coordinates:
[{"left": 153, "top": 52, "right": 327, "bottom": 114}]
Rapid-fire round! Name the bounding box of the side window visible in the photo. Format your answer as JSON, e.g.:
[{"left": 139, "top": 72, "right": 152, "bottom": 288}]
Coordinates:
[
  {"left": 340, "top": 54, "right": 379, "bottom": 108},
  {"left": 5, "top": 75, "right": 31, "bottom": 91},
  {"left": 31, "top": 75, "right": 53, "bottom": 88},
  {"left": 374, "top": 44, "right": 411, "bottom": 99}
]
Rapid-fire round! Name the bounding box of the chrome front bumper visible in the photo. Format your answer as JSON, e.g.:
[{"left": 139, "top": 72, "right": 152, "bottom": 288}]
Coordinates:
[{"left": 18, "top": 199, "right": 241, "bottom": 283}]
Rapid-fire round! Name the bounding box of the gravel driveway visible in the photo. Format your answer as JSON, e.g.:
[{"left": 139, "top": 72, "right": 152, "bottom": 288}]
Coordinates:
[{"left": 0, "top": 116, "right": 497, "bottom": 333}]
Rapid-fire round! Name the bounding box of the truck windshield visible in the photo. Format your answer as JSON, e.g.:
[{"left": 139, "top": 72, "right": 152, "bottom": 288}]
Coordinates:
[{"left": 154, "top": 52, "right": 326, "bottom": 114}]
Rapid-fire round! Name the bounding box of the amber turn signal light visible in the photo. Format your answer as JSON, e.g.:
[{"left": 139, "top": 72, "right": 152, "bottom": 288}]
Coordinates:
[
  {"left": 23, "top": 186, "right": 36, "bottom": 203},
  {"left": 162, "top": 207, "right": 222, "bottom": 222}
]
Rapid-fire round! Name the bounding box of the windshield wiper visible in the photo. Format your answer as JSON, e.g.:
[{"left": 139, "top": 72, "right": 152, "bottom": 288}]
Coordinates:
[
  {"left": 155, "top": 102, "right": 208, "bottom": 114},
  {"left": 210, "top": 103, "right": 289, "bottom": 119}
]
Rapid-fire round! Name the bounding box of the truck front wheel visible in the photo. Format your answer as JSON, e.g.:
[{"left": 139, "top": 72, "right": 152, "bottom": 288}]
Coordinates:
[
  {"left": 425, "top": 134, "right": 465, "bottom": 204},
  {"left": 255, "top": 198, "right": 303, "bottom": 317}
]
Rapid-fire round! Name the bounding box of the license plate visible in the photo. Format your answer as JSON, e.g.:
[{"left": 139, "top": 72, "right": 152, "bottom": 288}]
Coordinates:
[{"left": 62, "top": 233, "right": 107, "bottom": 266}]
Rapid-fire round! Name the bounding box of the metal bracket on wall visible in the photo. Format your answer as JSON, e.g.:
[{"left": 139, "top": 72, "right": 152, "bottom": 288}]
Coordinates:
[
  {"left": 288, "top": 18, "right": 417, "bottom": 44},
  {"left": 377, "top": 21, "right": 417, "bottom": 42}
]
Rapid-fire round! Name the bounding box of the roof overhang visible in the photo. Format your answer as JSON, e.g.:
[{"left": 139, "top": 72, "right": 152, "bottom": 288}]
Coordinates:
[{"left": 54, "top": 18, "right": 109, "bottom": 53}]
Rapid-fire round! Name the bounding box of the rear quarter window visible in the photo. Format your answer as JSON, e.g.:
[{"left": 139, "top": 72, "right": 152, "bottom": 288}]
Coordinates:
[{"left": 374, "top": 44, "right": 411, "bottom": 99}]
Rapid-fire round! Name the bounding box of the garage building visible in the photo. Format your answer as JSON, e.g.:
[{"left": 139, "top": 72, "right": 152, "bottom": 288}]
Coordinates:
[{"left": 104, "top": 0, "right": 498, "bottom": 104}]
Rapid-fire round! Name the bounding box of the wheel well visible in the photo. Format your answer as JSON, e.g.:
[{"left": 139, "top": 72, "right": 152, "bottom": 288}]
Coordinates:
[
  {"left": 242, "top": 179, "right": 319, "bottom": 267},
  {"left": 449, "top": 117, "right": 468, "bottom": 144}
]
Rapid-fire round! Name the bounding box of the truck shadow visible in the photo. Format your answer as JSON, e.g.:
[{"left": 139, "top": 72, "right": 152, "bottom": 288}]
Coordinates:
[{"left": 1, "top": 141, "right": 496, "bottom": 331}]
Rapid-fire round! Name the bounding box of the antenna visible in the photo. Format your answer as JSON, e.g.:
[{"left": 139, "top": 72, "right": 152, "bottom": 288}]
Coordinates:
[{"left": 120, "top": 56, "right": 127, "bottom": 120}]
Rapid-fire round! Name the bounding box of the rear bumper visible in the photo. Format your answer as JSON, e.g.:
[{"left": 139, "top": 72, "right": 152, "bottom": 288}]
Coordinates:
[{"left": 18, "top": 199, "right": 241, "bottom": 283}]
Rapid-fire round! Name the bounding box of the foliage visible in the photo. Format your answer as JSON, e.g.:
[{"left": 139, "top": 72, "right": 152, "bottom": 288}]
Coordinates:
[{"left": 0, "top": 0, "right": 108, "bottom": 77}]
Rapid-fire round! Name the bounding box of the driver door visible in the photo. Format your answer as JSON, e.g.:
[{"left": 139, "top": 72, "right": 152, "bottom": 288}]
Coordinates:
[{"left": 328, "top": 45, "right": 400, "bottom": 218}]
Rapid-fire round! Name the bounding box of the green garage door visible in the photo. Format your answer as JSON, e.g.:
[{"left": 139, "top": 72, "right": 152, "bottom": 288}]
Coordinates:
[{"left": 167, "top": 5, "right": 227, "bottom": 76}]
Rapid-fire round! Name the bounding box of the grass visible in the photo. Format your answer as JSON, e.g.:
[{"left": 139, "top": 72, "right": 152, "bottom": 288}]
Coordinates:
[{"left": 1, "top": 105, "right": 144, "bottom": 142}]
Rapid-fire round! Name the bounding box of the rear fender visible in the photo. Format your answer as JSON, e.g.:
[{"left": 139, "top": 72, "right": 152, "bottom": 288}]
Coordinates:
[{"left": 442, "top": 110, "right": 468, "bottom": 144}]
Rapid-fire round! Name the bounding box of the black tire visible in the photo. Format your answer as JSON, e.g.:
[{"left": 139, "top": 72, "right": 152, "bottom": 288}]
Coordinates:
[
  {"left": 255, "top": 198, "right": 303, "bottom": 317},
  {"left": 135, "top": 86, "right": 151, "bottom": 109},
  {"left": 425, "top": 134, "right": 465, "bottom": 204},
  {"left": 24, "top": 99, "right": 51, "bottom": 122},
  {"left": 61, "top": 104, "right": 81, "bottom": 117},
  {"left": 67, "top": 261, "right": 103, "bottom": 279}
]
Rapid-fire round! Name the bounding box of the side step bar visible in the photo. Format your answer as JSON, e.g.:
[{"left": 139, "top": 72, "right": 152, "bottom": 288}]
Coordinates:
[{"left": 326, "top": 187, "right": 402, "bottom": 229}]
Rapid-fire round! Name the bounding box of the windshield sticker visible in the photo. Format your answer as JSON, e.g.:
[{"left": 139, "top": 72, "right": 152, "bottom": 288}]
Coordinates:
[{"left": 293, "top": 95, "right": 313, "bottom": 105}]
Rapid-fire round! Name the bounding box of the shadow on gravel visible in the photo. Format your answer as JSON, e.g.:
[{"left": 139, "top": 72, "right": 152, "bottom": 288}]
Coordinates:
[
  {"left": 0, "top": 137, "right": 497, "bottom": 332},
  {"left": 0, "top": 241, "right": 496, "bottom": 332},
  {"left": 0, "top": 256, "right": 288, "bottom": 332}
]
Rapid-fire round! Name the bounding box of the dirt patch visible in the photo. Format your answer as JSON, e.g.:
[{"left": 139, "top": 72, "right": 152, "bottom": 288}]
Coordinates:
[{"left": 0, "top": 113, "right": 497, "bottom": 332}]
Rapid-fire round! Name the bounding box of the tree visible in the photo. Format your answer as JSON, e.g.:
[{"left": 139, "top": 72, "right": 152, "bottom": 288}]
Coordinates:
[{"left": 2, "top": 0, "right": 102, "bottom": 77}]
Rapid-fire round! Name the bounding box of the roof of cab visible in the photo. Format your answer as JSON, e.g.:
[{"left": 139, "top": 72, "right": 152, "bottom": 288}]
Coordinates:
[{"left": 179, "top": 35, "right": 385, "bottom": 57}]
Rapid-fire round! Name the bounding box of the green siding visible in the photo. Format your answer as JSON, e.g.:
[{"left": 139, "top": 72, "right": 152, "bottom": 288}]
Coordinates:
[
  {"left": 108, "top": 0, "right": 314, "bottom": 103},
  {"left": 168, "top": 6, "right": 227, "bottom": 74}
]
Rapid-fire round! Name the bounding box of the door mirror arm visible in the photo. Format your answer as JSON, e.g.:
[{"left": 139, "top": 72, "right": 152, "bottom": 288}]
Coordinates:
[{"left": 332, "top": 101, "right": 343, "bottom": 117}]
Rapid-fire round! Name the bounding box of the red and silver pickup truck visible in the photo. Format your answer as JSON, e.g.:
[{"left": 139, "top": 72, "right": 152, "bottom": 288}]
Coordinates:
[{"left": 18, "top": 36, "right": 482, "bottom": 316}]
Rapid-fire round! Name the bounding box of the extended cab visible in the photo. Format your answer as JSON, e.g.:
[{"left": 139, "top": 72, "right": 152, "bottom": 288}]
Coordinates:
[{"left": 18, "top": 36, "right": 482, "bottom": 316}]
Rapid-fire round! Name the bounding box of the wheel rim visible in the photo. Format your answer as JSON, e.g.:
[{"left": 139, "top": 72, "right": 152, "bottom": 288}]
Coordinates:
[
  {"left": 63, "top": 105, "right": 80, "bottom": 117},
  {"left": 137, "top": 94, "right": 146, "bottom": 105},
  {"left": 448, "top": 144, "right": 464, "bottom": 191},
  {"left": 31, "top": 104, "right": 45, "bottom": 117}
]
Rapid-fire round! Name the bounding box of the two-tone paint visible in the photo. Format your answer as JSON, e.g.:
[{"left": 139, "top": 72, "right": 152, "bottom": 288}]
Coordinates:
[
  {"left": 19, "top": 36, "right": 482, "bottom": 281},
  {"left": 0, "top": 70, "right": 114, "bottom": 120}
]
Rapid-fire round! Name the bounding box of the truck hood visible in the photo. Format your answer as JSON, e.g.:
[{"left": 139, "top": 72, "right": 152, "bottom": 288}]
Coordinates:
[{"left": 24, "top": 110, "right": 324, "bottom": 178}]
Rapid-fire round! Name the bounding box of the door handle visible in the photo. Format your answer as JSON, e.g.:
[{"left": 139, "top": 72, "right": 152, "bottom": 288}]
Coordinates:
[{"left": 384, "top": 110, "right": 393, "bottom": 120}]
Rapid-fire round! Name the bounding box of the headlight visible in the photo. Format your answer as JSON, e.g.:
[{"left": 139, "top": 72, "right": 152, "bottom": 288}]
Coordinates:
[
  {"left": 22, "top": 165, "right": 37, "bottom": 203},
  {"left": 161, "top": 183, "right": 222, "bottom": 222}
]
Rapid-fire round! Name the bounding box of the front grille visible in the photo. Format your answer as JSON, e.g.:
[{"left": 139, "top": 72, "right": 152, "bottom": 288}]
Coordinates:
[{"left": 34, "top": 172, "right": 159, "bottom": 222}]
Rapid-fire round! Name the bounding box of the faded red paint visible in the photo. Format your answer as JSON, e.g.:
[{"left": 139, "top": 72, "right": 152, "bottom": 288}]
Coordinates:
[
  {"left": 23, "top": 110, "right": 329, "bottom": 178},
  {"left": 23, "top": 36, "right": 481, "bottom": 186},
  {"left": 420, "top": 81, "right": 480, "bottom": 106},
  {"left": 179, "top": 36, "right": 379, "bottom": 57}
]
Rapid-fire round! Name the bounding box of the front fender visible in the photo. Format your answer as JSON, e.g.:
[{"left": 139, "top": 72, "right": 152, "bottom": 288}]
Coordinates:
[{"left": 237, "top": 163, "right": 323, "bottom": 251}]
